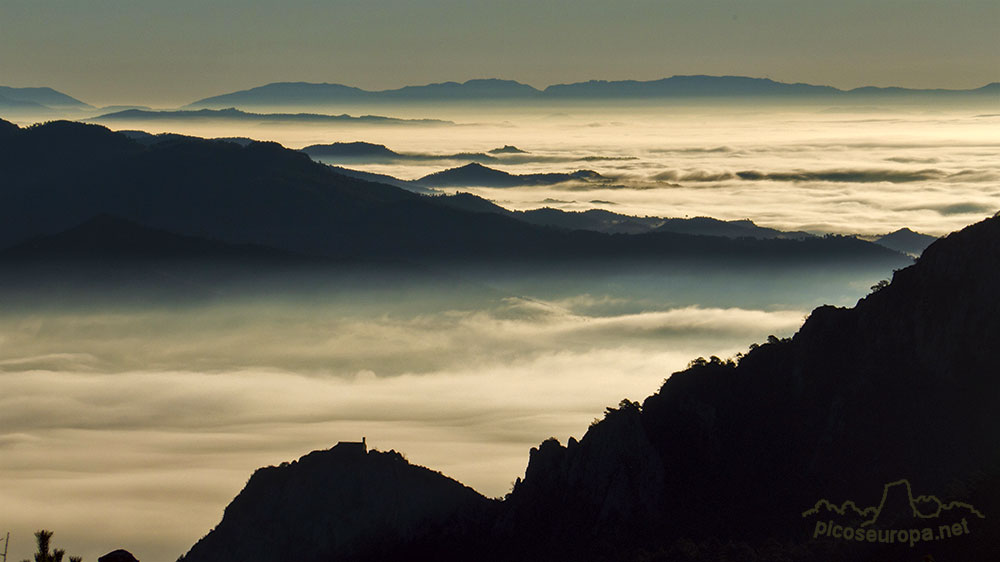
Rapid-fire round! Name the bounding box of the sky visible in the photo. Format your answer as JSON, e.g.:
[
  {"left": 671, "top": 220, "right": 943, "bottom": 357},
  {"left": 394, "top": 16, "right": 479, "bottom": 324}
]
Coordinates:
[{"left": 1, "top": 0, "right": 998, "bottom": 107}]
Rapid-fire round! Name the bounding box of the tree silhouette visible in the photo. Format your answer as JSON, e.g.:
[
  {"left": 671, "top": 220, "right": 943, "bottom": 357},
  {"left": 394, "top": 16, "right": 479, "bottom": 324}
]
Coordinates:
[
  {"left": 870, "top": 278, "right": 890, "bottom": 293},
  {"left": 20, "top": 530, "right": 79, "bottom": 562}
]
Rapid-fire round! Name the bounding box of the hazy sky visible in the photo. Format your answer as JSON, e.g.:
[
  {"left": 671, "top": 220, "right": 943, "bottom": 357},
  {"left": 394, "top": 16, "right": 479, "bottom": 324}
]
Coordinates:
[{"left": 1, "top": 0, "right": 997, "bottom": 106}]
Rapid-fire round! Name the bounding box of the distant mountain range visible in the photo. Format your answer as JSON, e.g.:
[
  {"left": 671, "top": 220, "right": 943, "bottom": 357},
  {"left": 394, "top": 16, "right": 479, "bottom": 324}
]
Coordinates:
[
  {"left": 0, "top": 117, "right": 910, "bottom": 274},
  {"left": 2, "top": 76, "right": 995, "bottom": 118},
  {"left": 185, "top": 76, "right": 1000, "bottom": 108},
  {"left": 87, "top": 107, "right": 452, "bottom": 126},
  {"left": 185, "top": 78, "right": 543, "bottom": 108},
  {"left": 291, "top": 161, "right": 917, "bottom": 244},
  {"left": 180, "top": 214, "right": 1000, "bottom": 561}
]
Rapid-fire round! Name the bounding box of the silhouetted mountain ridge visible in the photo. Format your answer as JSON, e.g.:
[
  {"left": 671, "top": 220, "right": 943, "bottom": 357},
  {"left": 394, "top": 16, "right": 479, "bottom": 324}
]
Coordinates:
[
  {"left": 382, "top": 78, "right": 540, "bottom": 100},
  {"left": 0, "top": 118, "right": 909, "bottom": 270},
  {"left": 0, "top": 213, "right": 349, "bottom": 303},
  {"left": 433, "top": 192, "right": 812, "bottom": 238},
  {"left": 0, "top": 214, "right": 304, "bottom": 262},
  {"left": 497, "top": 214, "right": 1000, "bottom": 559},
  {"left": 656, "top": 216, "right": 812, "bottom": 239},
  {"left": 325, "top": 165, "right": 440, "bottom": 195},
  {"left": 0, "top": 117, "right": 19, "bottom": 136},
  {"left": 116, "top": 129, "right": 258, "bottom": 147}
]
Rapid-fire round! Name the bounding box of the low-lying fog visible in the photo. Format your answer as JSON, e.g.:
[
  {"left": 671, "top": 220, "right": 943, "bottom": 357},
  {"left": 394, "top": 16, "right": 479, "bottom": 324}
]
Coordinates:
[{"left": 2, "top": 263, "right": 889, "bottom": 562}]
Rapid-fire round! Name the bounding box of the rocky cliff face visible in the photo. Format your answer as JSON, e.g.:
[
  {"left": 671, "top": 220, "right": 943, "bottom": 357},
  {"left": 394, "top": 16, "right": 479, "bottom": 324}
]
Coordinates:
[
  {"left": 499, "top": 214, "right": 1000, "bottom": 560},
  {"left": 496, "top": 402, "right": 667, "bottom": 559}
]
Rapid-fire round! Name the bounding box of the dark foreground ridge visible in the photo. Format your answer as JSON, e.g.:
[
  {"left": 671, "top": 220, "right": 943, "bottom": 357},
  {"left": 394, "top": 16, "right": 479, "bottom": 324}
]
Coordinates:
[
  {"left": 0, "top": 213, "right": 299, "bottom": 262},
  {"left": 182, "top": 214, "right": 1000, "bottom": 562}
]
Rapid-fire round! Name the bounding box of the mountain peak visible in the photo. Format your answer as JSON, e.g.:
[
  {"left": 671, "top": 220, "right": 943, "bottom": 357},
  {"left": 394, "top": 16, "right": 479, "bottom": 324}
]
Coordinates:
[
  {"left": 181, "top": 444, "right": 492, "bottom": 562},
  {"left": 488, "top": 145, "right": 527, "bottom": 154},
  {"left": 0, "top": 85, "right": 92, "bottom": 108},
  {"left": 874, "top": 226, "right": 937, "bottom": 256}
]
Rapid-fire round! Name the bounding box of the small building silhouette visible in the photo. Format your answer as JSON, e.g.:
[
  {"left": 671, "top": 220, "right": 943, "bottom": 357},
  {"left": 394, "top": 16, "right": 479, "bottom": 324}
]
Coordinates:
[{"left": 333, "top": 437, "right": 367, "bottom": 455}]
